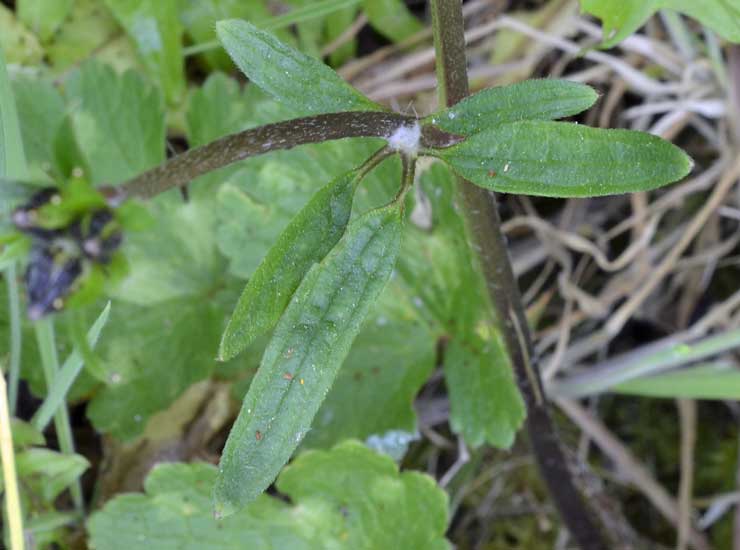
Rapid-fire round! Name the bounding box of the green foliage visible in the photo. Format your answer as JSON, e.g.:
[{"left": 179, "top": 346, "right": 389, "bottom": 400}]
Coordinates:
[
  {"left": 102, "top": 0, "right": 185, "bottom": 103},
  {"left": 614, "top": 364, "right": 740, "bottom": 399},
  {"left": 436, "top": 120, "right": 693, "bottom": 197},
  {"left": 363, "top": 0, "right": 423, "bottom": 43},
  {"left": 65, "top": 61, "right": 166, "bottom": 185},
  {"left": 580, "top": 0, "right": 740, "bottom": 47},
  {"left": 426, "top": 79, "right": 598, "bottom": 135},
  {"left": 220, "top": 167, "right": 363, "bottom": 360},
  {"left": 215, "top": 204, "right": 404, "bottom": 515},
  {"left": 0, "top": 4, "right": 43, "bottom": 65},
  {"left": 217, "top": 19, "right": 381, "bottom": 115},
  {"left": 17, "top": 0, "right": 74, "bottom": 43},
  {"left": 88, "top": 441, "right": 450, "bottom": 549}
]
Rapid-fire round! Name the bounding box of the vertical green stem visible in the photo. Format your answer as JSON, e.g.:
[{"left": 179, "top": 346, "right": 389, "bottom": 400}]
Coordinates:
[
  {"left": 34, "top": 318, "right": 84, "bottom": 514},
  {"left": 6, "top": 265, "right": 21, "bottom": 414},
  {"left": 429, "top": 1, "right": 608, "bottom": 547}
]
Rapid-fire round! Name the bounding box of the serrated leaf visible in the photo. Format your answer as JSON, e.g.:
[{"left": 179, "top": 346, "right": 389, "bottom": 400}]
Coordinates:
[
  {"left": 444, "top": 331, "right": 525, "bottom": 449},
  {"left": 186, "top": 72, "right": 259, "bottom": 147},
  {"left": 102, "top": 0, "right": 185, "bottom": 103},
  {"left": 277, "top": 441, "right": 450, "bottom": 549},
  {"left": 45, "top": 0, "right": 130, "bottom": 72},
  {"left": 65, "top": 61, "right": 166, "bottom": 186},
  {"left": 181, "top": 0, "right": 273, "bottom": 71},
  {"left": 11, "top": 74, "right": 67, "bottom": 180},
  {"left": 426, "top": 79, "right": 598, "bottom": 136},
  {"left": 220, "top": 167, "right": 361, "bottom": 360},
  {"left": 17, "top": 0, "right": 74, "bottom": 42},
  {"left": 15, "top": 448, "right": 89, "bottom": 504},
  {"left": 216, "top": 18, "right": 381, "bottom": 115},
  {"left": 0, "top": 5, "right": 43, "bottom": 65},
  {"left": 214, "top": 204, "right": 404, "bottom": 515},
  {"left": 363, "top": 0, "right": 423, "bottom": 42},
  {"left": 437, "top": 120, "right": 692, "bottom": 197},
  {"left": 302, "top": 314, "right": 436, "bottom": 449},
  {"left": 580, "top": 0, "right": 740, "bottom": 47},
  {"left": 89, "top": 442, "right": 449, "bottom": 549},
  {"left": 86, "top": 297, "right": 223, "bottom": 440},
  {"left": 113, "top": 194, "right": 224, "bottom": 305}
]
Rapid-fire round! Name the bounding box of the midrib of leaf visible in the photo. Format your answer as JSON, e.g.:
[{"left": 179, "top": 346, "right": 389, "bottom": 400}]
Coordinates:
[{"left": 243, "top": 212, "right": 397, "bottom": 438}]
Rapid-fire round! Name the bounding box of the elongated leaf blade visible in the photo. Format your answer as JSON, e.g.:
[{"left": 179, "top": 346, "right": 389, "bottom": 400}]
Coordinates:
[
  {"left": 214, "top": 204, "right": 404, "bottom": 516},
  {"left": 219, "top": 168, "right": 361, "bottom": 360},
  {"left": 580, "top": 0, "right": 740, "bottom": 48},
  {"left": 437, "top": 120, "right": 692, "bottom": 197},
  {"left": 216, "top": 19, "right": 381, "bottom": 114},
  {"left": 363, "top": 0, "right": 423, "bottom": 43},
  {"left": 426, "top": 79, "right": 598, "bottom": 136},
  {"left": 614, "top": 363, "right": 740, "bottom": 400}
]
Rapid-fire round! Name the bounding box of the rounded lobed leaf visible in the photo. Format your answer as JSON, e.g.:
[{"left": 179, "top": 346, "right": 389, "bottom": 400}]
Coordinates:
[{"left": 436, "top": 120, "right": 693, "bottom": 197}]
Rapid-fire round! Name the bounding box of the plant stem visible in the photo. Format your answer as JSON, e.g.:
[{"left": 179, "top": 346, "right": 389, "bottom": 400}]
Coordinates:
[
  {"left": 0, "top": 371, "right": 24, "bottom": 550},
  {"left": 34, "top": 318, "right": 84, "bottom": 514},
  {"left": 429, "top": 1, "right": 608, "bottom": 547},
  {"left": 5, "top": 265, "right": 21, "bottom": 415},
  {"left": 118, "top": 111, "right": 458, "bottom": 200}
]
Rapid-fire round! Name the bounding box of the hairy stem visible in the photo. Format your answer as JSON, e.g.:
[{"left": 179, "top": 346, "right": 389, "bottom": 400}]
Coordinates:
[
  {"left": 429, "top": 1, "right": 608, "bottom": 547},
  {"left": 118, "top": 111, "right": 458, "bottom": 199}
]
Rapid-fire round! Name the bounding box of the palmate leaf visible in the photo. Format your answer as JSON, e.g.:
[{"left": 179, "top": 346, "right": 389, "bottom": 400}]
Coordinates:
[
  {"left": 580, "top": 0, "right": 740, "bottom": 48},
  {"left": 216, "top": 18, "right": 381, "bottom": 115},
  {"left": 436, "top": 120, "right": 692, "bottom": 197},
  {"left": 425, "top": 79, "right": 598, "bottom": 136},
  {"left": 102, "top": 0, "right": 185, "bottom": 103},
  {"left": 89, "top": 442, "right": 450, "bottom": 549},
  {"left": 214, "top": 204, "right": 403, "bottom": 515}
]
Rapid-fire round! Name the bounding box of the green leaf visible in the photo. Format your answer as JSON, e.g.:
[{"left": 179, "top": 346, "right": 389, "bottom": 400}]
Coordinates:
[
  {"left": 186, "top": 72, "right": 260, "bottom": 147},
  {"left": 436, "top": 120, "right": 693, "bottom": 197},
  {"left": 10, "top": 74, "right": 67, "bottom": 180},
  {"left": 444, "top": 329, "right": 525, "bottom": 449},
  {"left": 301, "top": 313, "right": 436, "bottom": 450},
  {"left": 0, "top": 46, "right": 27, "bottom": 180},
  {"left": 426, "top": 79, "right": 598, "bottom": 136},
  {"left": 113, "top": 195, "right": 224, "bottom": 305},
  {"left": 614, "top": 363, "right": 740, "bottom": 400},
  {"left": 102, "top": 0, "right": 185, "bottom": 103},
  {"left": 0, "top": 5, "right": 43, "bottom": 65},
  {"left": 216, "top": 18, "right": 381, "bottom": 114},
  {"left": 580, "top": 0, "right": 740, "bottom": 47},
  {"left": 277, "top": 441, "right": 450, "bottom": 550},
  {"left": 181, "top": 0, "right": 273, "bottom": 71},
  {"left": 214, "top": 204, "right": 404, "bottom": 515},
  {"left": 45, "top": 0, "right": 132, "bottom": 72},
  {"left": 17, "top": 0, "right": 74, "bottom": 42},
  {"left": 220, "top": 167, "right": 361, "bottom": 360},
  {"left": 89, "top": 442, "right": 449, "bottom": 548},
  {"left": 363, "top": 0, "right": 423, "bottom": 43},
  {"left": 32, "top": 302, "right": 111, "bottom": 432},
  {"left": 86, "top": 297, "right": 224, "bottom": 440},
  {"left": 15, "top": 448, "right": 89, "bottom": 504},
  {"left": 65, "top": 60, "right": 166, "bottom": 186}
]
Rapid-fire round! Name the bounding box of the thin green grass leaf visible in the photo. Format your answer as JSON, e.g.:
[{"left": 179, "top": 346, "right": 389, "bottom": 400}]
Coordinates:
[
  {"left": 614, "top": 362, "right": 740, "bottom": 400},
  {"left": 32, "top": 303, "right": 111, "bottom": 432}
]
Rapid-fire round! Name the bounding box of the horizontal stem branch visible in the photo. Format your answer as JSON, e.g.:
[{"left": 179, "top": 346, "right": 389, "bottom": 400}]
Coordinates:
[{"left": 118, "top": 111, "right": 461, "bottom": 200}]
